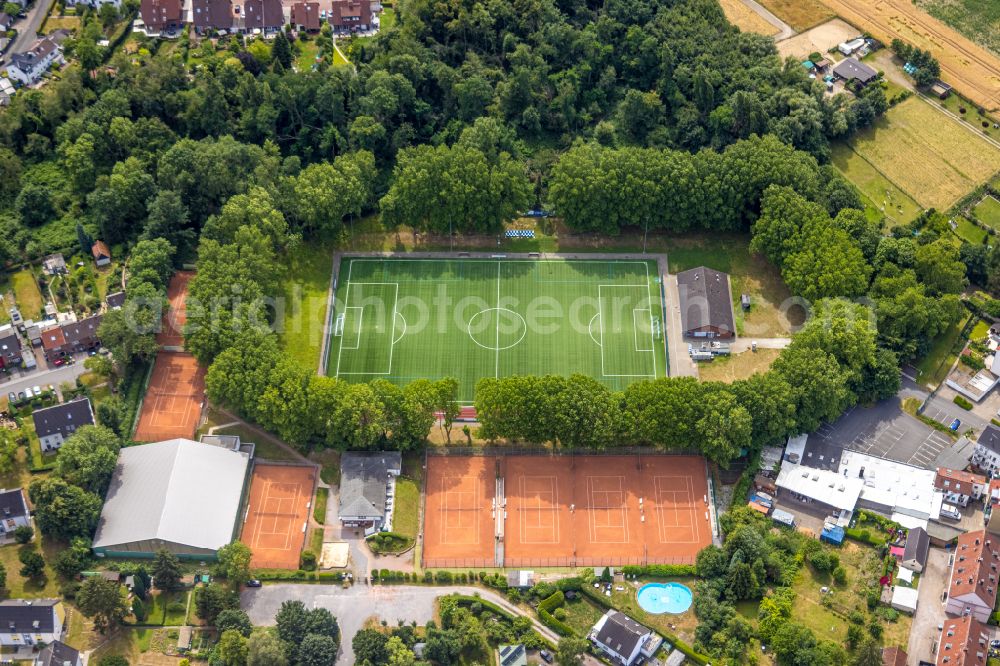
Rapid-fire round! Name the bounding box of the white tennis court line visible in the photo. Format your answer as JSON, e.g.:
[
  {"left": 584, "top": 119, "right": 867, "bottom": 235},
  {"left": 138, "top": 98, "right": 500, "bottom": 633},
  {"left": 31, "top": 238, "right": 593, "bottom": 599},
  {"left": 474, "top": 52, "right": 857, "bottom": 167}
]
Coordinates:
[
  {"left": 586, "top": 475, "right": 630, "bottom": 544},
  {"left": 653, "top": 475, "right": 700, "bottom": 544},
  {"left": 439, "top": 476, "right": 480, "bottom": 545},
  {"left": 519, "top": 475, "right": 560, "bottom": 545}
]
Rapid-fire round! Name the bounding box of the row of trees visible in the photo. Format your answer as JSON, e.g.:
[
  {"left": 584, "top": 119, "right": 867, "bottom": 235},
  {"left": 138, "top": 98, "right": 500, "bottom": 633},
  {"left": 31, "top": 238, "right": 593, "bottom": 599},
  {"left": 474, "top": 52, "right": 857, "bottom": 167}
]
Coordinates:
[{"left": 474, "top": 299, "right": 898, "bottom": 466}]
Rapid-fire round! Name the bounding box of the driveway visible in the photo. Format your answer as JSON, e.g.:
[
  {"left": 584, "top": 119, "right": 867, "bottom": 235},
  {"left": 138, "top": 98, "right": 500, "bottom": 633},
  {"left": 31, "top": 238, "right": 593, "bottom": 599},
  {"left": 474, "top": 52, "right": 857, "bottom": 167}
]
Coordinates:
[
  {"left": 241, "top": 584, "right": 562, "bottom": 665},
  {"left": 322, "top": 488, "right": 371, "bottom": 579},
  {"left": 662, "top": 274, "right": 695, "bottom": 377},
  {"left": 909, "top": 547, "right": 950, "bottom": 663},
  {"left": 1, "top": 0, "right": 56, "bottom": 65}
]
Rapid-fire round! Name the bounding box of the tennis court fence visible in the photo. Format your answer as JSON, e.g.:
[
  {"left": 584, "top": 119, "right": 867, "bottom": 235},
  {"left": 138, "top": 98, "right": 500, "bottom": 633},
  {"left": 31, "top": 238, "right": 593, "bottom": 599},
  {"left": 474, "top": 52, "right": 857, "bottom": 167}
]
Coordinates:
[{"left": 422, "top": 555, "right": 696, "bottom": 569}]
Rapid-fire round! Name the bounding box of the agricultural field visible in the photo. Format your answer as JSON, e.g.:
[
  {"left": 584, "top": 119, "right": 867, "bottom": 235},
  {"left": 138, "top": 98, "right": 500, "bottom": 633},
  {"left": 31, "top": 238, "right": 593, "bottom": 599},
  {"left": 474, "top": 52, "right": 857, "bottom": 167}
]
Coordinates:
[
  {"left": 974, "top": 195, "right": 1000, "bottom": 230},
  {"left": 757, "top": 0, "right": 834, "bottom": 32},
  {"left": 818, "top": 0, "right": 1000, "bottom": 110},
  {"left": 830, "top": 143, "right": 922, "bottom": 227},
  {"left": 915, "top": 0, "right": 1000, "bottom": 56},
  {"left": 718, "top": 0, "right": 778, "bottom": 36},
  {"left": 328, "top": 258, "right": 667, "bottom": 402},
  {"left": 843, "top": 97, "right": 1000, "bottom": 210}
]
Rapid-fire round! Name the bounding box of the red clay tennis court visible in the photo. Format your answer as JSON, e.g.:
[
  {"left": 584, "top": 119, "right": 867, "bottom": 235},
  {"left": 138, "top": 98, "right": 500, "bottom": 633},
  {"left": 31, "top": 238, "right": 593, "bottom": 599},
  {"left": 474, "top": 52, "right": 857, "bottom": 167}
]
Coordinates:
[
  {"left": 423, "top": 455, "right": 498, "bottom": 568},
  {"left": 241, "top": 463, "right": 317, "bottom": 569},
  {"left": 423, "top": 454, "right": 712, "bottom": 568},
  {"left": 157, "top": 271, "right": 194, "bottom": 347},
  {"left": 133, "top": 352, "right": 205, "bottom": 442}
]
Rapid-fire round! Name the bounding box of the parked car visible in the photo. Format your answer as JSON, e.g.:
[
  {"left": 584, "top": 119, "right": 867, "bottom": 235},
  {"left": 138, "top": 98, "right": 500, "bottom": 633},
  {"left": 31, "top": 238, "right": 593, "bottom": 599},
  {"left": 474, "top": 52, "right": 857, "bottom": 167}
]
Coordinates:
[
  {"left": 940, "top": 504, "right": 962, "bottom": 521},
  {"left": 7, "top": 392, "right": 15, "bottom": 405},
  {"left": 32, "top": 386, "right": 41, "bottom": 396},
  {"left": 540, "top": 650, "right": 553, "bottom": 663},
  {"left": 950, "top": 418, "right": 961, "bottom": 432},
  {"left": 991, "top": 639, "right": 1000, "bottom": 649},
  {"left": 245, "top": 579, "right": 262, "bottom": 588},
  {"left": 16, "top": 391, "right": 25, "bottom": 402},
  {"left": 53, "top": 358, "right": 64, "bottom": 367}
]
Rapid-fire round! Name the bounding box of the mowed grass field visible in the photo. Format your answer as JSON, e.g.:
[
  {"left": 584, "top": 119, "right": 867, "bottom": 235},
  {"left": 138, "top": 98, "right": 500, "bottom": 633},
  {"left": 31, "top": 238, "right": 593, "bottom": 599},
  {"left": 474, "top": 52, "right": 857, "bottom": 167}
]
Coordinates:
[
  {"left": 843, "top": 97, "right": 1000, "bottom": 210},
  {"left": 278, "top": 242, "right": 335, "bottom": 371},
  {"left": 974, "top": 195, "right": 1000, "bottom": 230},
  {"left": 328, "top": 258, "right": 666, "bottom": 402},
  {"left": 830, "top": 143, "right": 922, "bottom": 227}
]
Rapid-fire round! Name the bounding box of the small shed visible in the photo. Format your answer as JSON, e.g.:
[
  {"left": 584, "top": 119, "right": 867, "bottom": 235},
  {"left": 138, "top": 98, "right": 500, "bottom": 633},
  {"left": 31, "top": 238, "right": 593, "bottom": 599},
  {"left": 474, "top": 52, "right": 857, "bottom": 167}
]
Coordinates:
[
  {"left": 771, "top": 508, "right": 795, "bottom": 527},
  {"left": 814, "top": 58, "right": 831, "bottom": 71},
  {"left": 895, "top": 567, "right": 913, "bottom": 586},
  {"left": 820, "top": 524, "right": 845, "bottom": 546},
  {"left": 901, "top": 526, "right": 929, "bottom": 572},
  {"left": 748, "top": 501, "right": 769, "bottom": 515},
  {"left": 91, "top": 240, "right": 111, "bottom": 267},
  {"left": 890, "top": 586, "right": 918, "bottom": 614},
  {"left": 930, "top": 81, "right": 952, "bottom": 99},
  {"left": 740, "top": 294, "right": 751, "bottom": 310},
  {"left": 177, "top": 626, "right": 192, "bottom": 652},
  {"left": 42, "top": 254, "right": 67, "bottom": 276}
]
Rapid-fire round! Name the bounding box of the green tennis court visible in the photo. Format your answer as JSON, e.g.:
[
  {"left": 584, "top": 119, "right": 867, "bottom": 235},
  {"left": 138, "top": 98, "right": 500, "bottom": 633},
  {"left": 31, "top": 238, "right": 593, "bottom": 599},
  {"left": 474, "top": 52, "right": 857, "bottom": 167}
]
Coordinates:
[{"left": 328, "top": 258, "right": 667, "bottom": 402}]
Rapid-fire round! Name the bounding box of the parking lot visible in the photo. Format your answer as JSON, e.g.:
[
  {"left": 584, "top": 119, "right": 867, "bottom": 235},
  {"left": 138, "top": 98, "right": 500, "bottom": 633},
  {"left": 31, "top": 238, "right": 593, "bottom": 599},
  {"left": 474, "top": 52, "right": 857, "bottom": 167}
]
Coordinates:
[{"left": 805, "top": 398, "right": 953, "bottom": 470}]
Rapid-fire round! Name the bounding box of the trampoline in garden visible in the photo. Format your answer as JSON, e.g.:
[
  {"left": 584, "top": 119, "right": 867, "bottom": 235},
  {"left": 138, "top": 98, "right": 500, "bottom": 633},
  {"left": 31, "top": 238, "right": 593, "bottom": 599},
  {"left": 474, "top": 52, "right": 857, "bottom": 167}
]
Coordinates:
[{"left": 637, "top": 582, "right": 693, "bottom": 614}]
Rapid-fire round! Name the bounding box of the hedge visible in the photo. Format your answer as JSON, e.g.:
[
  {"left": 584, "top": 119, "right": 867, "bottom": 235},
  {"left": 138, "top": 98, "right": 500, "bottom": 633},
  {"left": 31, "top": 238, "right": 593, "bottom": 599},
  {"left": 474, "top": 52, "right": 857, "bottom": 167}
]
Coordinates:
[
  {"left": 844, "top": 527, "right": 885, "bottom": 547},
  {"left": 621, "top": 565, "right": 697, "bottom": 578},
  {"left": 953, "top": 395, "right": 973, "bottom": 410},
  {"left": 539, "top": 591, "right": 565, "bottom": 614}
]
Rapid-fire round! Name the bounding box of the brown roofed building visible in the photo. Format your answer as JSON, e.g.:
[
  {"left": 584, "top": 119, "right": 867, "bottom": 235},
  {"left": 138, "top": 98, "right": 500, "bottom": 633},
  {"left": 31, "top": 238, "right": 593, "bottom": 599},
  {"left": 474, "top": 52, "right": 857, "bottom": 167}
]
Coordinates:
[
  {"left": 937, "top": 615, "right": 988, "bottom": 666},
  {"left": 40, "top": 326, "right": 67, "bottom": 359},
  {"left": 882, "top": 647, "right": 906, "bottom": 666},
  {"left": 244, "top": 0, "right": 283, "bottom": 32},
  {"left": 193, "top": 0, "right": 233, "bottom": 32},
  {"left": 140, "top": 0, "right": 183, "bottom": 33},
  {"left": 291, "top": 2, "right": 319, "bottom": 31},
  {"left": 330, "top": 0, "right": 371, "bottom": 32},
  {"left": 945, "top": 530, "right": 1000, "bottom": 622},
  {"left": 676, "top": 266, "right": 735, "bottom": 339},
  {"left": 936, "top": 467, "right": 987, "bottom": 507},
  {"left": 91, "top": 240, "right": 111, "bottom": 267},
  {"left": 61, "top": 314, "right": 102, "bottom": 353}
]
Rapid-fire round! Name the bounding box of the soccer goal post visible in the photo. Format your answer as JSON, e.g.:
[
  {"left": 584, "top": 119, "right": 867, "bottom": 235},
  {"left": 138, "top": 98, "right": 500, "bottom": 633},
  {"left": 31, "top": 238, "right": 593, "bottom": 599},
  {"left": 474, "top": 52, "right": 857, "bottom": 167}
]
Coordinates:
[
  {"left": 651, "top": 318, "right": 662, "bottom": 340},
  {"left": 333, "top": 313, "right": 345, "bottom": 337}
]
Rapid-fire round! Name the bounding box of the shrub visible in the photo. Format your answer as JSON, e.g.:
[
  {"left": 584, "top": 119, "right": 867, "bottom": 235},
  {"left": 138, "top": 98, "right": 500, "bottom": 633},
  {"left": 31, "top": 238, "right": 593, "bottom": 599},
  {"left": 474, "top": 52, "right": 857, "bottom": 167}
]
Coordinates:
[
  {"left": 953, "top": 395, "right": 974, "bottom": 410},
  {"left": 620, "top": 564, "right": 698, "bottom": 578},
  {"left": 809, "top": 550, "right": 838, "bottom": 573},
  {"left": 833, "top": 566, "right": 848, "bottom": 585},
  {"left": 167, "top": 601, "right": 186, "bottom": 614},
  {"left": 848, "top": 610, "right": 865, "bottom": 625},
  {"left": 553, "top": 607, "right": 567, "bottom": 620},
  {"left": 12, "top": 525, "right": 33, "bottom": 544},
  {"left": 423, "top": 571, "right": 433, "bottom": 583},
  {"left": 435, "top": 571, "right": 453, "bottom": 584},
  {"left": 300, "top": 551, "right": 317, "bottom": 571}
]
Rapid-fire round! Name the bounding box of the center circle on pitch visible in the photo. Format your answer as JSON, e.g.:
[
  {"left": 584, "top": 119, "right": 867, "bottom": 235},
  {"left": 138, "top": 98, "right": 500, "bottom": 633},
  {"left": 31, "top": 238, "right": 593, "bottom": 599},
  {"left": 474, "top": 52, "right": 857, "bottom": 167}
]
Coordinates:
[{"left": 467, "top": 308, "right": 527, "bottom": 351}]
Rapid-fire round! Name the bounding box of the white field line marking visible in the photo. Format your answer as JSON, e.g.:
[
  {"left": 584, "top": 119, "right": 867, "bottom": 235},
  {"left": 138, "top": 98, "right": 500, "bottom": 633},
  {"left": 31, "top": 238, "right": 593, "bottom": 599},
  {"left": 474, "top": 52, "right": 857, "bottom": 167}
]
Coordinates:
[
  {"left": 336, "top": 282, "right": 399, "bottom": 375},
  {"left": 333, "top": 258, "right": 353, "bottom": 379},
  {"left": 495, "top": 261, "right": 501, "bottom": 379},
  {"left": 340, "top": 307, "right": 364, "bottom": 350},
  {"left": 598, "top": 285, "right": 657, "bottom": 378},
  {"left": 633, "top": 309, "right": 655, "bottom": 352}
]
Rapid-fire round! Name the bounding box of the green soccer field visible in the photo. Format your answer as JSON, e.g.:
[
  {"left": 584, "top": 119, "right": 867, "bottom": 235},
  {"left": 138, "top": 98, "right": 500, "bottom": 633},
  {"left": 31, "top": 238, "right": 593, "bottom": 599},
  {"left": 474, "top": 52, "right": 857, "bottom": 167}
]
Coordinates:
[{"left": 328, "top": 258, "right": 668, "bottom": 402}]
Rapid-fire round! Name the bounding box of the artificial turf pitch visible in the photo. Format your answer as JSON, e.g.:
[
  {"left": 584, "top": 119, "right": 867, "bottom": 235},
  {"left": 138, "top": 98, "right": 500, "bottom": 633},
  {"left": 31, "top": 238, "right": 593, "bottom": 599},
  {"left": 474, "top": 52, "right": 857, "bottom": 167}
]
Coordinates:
[{"left": 328, "top": 258, "right": 667, "bottom": 402}]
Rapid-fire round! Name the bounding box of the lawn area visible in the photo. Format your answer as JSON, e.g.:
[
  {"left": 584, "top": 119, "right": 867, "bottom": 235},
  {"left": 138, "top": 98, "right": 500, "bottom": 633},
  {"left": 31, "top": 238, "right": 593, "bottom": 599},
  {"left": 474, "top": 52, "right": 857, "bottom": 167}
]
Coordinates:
[
  {"left": 791, "top": 541, "right": 912, "bottom": 651},
  {"left": 668, "top": 235, "right": 795, "bottom": 337},
  {"left": 915, "top": 312, "right": 973, "bottom": 386},
  {"left": 309, "top": 449, "right": 341, "bottom": 486},
  {"left": 934, "top": 92, "right": 1000, "bottom": 142},
  {"left": 844, "top": 97, "right": 1000, "bottom": 210},
  {"left": 214, "top": 423, "right": 301, "bottom": 462},
  {"left": 971, "top": 319, "right": 991, "bottom": 339},
  {"left": 755, "top": 0, "right": 833, "bottom": 30},
  {"left": 279, "top": 240, "right": 334, "bottom": 372},
  {"left": 295, "top": 38, "right": 321, "bottom": 71},
  {"left": 0, "top": 540, "right": 63, "bottom": 598},
  {"left": 974, "top": 195, "right": 1000, "bottom": 231},
  {"left": 144, "top": 590, "right": 189, "bottom": 626},
  {"left": 830, "top": 142, "right": 922, "bottom": 228},
  {"left": 697, "top": 348, "right": 781, "bottom": 382},
  {"left": 310, "top": 527, "right": 323, "bottom": 554},
  {"left": 603, "top": 580, "right": 699, "bottom": 646},
  {"left": 560, "top": 596, "right": 606, "bottom": 636},
  {"left": 392, "top": 476, "right": 419, "bottom": 539},
  {"left": 11, "top": 270, "right": 43, "bottom": 319},
  {"left": 379, "top": 7, "right": 395, "bottom": 31},
  {"left": 332, "top": 41, "right": 351, "bottom": 67},
  {"left": 42, "top": 15, "right": 81, "bottom": 33},
  {"left": 953, "top": 216, "right": 988, "bottom": 244},
  {"left": 313, "top": 487, "right": 328, "bottom": 524}
]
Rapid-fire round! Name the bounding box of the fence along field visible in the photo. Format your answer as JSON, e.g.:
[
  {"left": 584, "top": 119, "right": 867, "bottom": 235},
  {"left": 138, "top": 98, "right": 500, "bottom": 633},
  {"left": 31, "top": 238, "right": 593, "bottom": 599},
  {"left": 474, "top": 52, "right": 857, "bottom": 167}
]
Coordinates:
[
  {"left": 328, "top": 258, "right": 667, "bottom": 403},
  {"left": 423, "top": 454, "right": 713, "bottom": 569},
  {"left": 843, "top": 97, "right": 1000, "bottom": 210}
]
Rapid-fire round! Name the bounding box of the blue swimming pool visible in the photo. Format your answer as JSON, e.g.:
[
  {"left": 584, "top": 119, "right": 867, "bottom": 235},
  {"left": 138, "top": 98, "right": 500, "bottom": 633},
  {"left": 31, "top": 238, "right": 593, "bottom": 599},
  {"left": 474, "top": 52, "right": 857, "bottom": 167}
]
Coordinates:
[{"left": 636, "top": 583, "right": 693, "bottom": 614}]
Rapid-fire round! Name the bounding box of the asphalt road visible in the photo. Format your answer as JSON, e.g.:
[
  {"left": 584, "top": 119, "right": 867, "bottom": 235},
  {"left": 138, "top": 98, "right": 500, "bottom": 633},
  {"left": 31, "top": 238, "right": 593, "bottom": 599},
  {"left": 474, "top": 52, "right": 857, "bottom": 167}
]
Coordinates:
[
  {"left": 0, "top": 360, "right": 87, "bottom": 398},
  {"left": 242, "top": 584, "right": 564, "bottom": 666},
  {"left": 1, "top": 0, "right": 55, "bottom": 66}
]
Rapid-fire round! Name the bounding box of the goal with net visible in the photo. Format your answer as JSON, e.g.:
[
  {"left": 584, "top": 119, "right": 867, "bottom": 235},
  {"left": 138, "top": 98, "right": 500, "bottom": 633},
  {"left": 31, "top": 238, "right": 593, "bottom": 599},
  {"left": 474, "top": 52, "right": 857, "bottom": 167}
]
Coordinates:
[{"left": 333, "top": 313, "right": 345, "bottom": 337}]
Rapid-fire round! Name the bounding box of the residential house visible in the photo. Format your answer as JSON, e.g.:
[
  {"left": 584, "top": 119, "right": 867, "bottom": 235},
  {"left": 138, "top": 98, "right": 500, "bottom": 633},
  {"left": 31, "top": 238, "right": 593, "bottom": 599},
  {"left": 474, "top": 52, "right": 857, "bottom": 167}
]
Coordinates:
[
  {"left": 140, "top": 0, "right": 183, "bottom": 33},
  {"left": 945, "top": 530, "right": 1000, "bottom": 622},
  {"left": 41, "top": 254, "right": 67, "bottom": 276},
  {"left": 330, "top": 0, "right": 372, "bottom": 32},
  {"left": 40, "top": 325, "right": 67, "bottom": 360},
  {"left": 902, "top": 526, "right": 930, "bottom": 573},
  {"left": 832, "top": 57, "right": 878, "bottom": 86},
  {"left": 936, "top": 468, "right": 987, "bottom": 507},
  {"left": 0, "top": 324, "right": 21, "bottom": 369},
  {"left": 32, "top": 398, "right": 95, "bottom": 452},
  {"left": 676, "top": 266, "right": 735, "bottom": 339},
  {"left": 0, "top": 13, "right": 12, "bottom": 31},
  {"left": 291, "top": 2, "right": 320, "bottom": 31},
  {"left": 192, "top": 0, "right": 234, "bottom": 33},
  {"left": 937, "top": 615, "right": 989, "bottom": 666},
  {"left": 0, "top": 599, "right": 65, "bottom": 648},
  {"left": 6, "top": 38, "right": 64, "bottom": 85},
  {"left": 589, "top": 610, "right": 662, "bottom": 666},
  {"left": 972, "top": 425, "right": 1000, "bottom": 476},
  {"left": 498, "top": 645, "right": 528, "bottom": 666},
  {"left": 106, "top": 291, "right": 125, "bottom": 310},
  {"left": 91, "top": 241, "right": 111, "bottom": 267},
  {"left": 244, "top": 0, "right": 283, "bottom": 33},
  {"left": 338, "top": 451, "right": 401, "bottom": 529},
  {"left": 882, "top": 646, "right": 907, "bottom": 666},
  {"left": 34, "top": 640, "right": 82, "bottom": 666},
  {"left": 0, "top": 488, "right": 30, "bottom": 536},
  {"left": 61, "top": 314, "right": 102, "bottom": 353}
]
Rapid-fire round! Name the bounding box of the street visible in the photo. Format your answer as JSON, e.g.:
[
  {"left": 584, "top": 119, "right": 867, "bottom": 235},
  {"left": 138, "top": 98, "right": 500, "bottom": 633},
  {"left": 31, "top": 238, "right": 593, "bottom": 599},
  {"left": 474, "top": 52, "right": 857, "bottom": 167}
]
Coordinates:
[
  {"left": 1, "top": 0, "right": 56, "bottom": 66},
  {"left": 0, "top": 359, "right": 88, "bottom": 398},
  {"left": 242, "top": 584, "right": 564, "bottom": 666}
]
